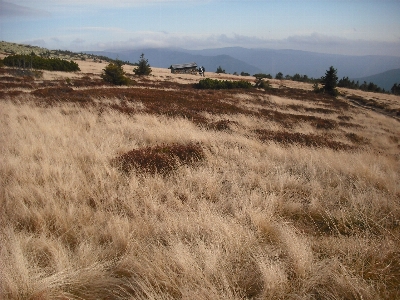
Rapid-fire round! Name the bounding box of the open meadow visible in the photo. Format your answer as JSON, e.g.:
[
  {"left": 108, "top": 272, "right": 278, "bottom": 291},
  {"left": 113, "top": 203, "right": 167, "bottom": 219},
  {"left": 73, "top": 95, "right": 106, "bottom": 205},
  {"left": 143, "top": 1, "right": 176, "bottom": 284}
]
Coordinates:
[{"left": 1, "top": 60, "right": 399, "bottom": 299}]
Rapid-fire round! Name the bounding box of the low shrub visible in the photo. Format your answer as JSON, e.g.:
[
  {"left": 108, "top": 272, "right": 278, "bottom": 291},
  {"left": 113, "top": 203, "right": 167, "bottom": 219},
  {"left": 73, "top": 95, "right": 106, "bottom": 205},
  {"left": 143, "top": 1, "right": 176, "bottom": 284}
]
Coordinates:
[
  {"left": 255, "top": 129, "right": 353, "bottom": 150},
  {"left": 113, "top": 143, "right": 205, "bottom": 175},
  {"left": 3, "top": 54, "right": 80, "bottom": 72},
  {"left": 196, "top": 78, "right": 252, "bottom": 89},
  {"left": 101, "top": 61, "right": 132, "bottom": 85}
]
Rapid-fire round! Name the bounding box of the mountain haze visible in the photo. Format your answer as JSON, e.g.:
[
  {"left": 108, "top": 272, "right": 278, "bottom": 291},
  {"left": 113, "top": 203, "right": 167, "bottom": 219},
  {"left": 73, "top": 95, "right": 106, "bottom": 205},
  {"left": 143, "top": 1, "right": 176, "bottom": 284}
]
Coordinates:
[
  {"left": 88, "top": 47, "right": 400, "bottom": 80},
  {"left": 87, "top": 48, "right": 262, "bottom": 75},
  {"left": 183, "top": 47, "right": 400, "bottom": 79},
  {"left": 353, "top": 68, "right": 400, "bottom": 91}
]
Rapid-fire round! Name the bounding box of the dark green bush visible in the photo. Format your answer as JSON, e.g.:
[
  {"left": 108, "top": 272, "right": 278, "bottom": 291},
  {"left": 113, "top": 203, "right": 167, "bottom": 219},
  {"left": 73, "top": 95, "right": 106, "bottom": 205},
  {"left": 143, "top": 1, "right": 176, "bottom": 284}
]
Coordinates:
[
  {"left": 216, "top": 66, "right": 226, "bottom": 74},
  {"left": 133, "top": 53, "right": 152, "bottom": 76},
  {"left": 196, "top": 78, "right": 252, "bottom": 89},
  {"left": 101, "top": 60, "right": 131, "bottom": 85},
  {"left": 253, "top": 73, "right": 272, "bottom": 79},
  {"left": 2, "top": 54, "right": 80, "bottom": 71}
]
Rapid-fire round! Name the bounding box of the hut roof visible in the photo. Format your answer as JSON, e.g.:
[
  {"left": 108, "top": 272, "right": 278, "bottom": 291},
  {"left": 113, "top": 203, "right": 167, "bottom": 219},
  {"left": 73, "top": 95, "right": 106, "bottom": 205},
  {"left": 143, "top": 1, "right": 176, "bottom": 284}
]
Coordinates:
[{"left": 171, "top": 62, "right": 197, "bottom": 69}]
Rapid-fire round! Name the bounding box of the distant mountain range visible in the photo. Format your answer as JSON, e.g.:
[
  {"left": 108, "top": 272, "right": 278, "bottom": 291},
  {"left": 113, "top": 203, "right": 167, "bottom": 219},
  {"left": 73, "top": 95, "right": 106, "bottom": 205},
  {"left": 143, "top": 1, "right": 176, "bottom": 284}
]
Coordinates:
[
  {"left": 87, "top": 48, "right": 263, "bottom": 75},
  {"left": 354, "top": 68, "right": 400, "bottom": 91},
  {"left": 87, "top": 47, "right": 400, "bottom": 88},
  {"left": 3, "top": 41, "right": 398, "bottom": 90}
]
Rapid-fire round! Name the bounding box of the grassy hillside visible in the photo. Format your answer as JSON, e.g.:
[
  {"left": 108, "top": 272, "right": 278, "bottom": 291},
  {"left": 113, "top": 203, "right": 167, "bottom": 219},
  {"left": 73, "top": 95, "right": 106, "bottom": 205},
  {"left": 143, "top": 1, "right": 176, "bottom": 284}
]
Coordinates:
[
  {"left": 1, "top": 61, "right": 399, "bottom": 299},
  {"left": 0, "top": 41, "right": 116, "bottom": 63}
]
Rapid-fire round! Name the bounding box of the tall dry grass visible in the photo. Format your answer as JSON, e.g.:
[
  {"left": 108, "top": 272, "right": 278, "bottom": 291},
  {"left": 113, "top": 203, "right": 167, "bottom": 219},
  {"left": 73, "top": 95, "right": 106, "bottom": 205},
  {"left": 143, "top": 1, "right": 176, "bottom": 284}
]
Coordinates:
[{"left": 1, "top": 74, "right": 399, "bottom": 299}]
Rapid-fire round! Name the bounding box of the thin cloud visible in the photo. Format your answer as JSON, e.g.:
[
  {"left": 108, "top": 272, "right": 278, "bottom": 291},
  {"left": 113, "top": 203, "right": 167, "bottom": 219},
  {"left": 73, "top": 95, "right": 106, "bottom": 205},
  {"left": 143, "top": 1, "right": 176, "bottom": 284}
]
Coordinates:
[
  {"left": 71, "top": 38, "right": 85, "bottom": 44},
  {"left": 85, "top": 31, "right": 399, "bottom": 56},
  {"left": 32, "top": 29, "right": 400, "bottom": 57},
  {"left": 9, "top": 0, "right": 202, "bottom": 8},
  {"left": 0, "top": 1, "right": 51, "bottom": 18}
]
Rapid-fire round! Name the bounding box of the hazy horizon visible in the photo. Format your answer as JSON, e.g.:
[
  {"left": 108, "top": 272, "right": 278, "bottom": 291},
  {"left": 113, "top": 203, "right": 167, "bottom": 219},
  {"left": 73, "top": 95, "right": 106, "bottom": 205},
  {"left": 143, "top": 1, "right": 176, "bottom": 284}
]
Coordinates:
[{"left": 1, "top": 0, "right": 400, "bottom": 57}]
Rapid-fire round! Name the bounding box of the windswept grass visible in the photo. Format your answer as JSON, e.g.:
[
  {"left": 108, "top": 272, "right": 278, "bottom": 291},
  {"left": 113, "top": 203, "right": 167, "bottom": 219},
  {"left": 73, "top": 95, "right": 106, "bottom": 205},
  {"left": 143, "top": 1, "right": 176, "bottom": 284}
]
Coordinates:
[{"left": 1, "top": 67, "right": 400, "bottom": 299}]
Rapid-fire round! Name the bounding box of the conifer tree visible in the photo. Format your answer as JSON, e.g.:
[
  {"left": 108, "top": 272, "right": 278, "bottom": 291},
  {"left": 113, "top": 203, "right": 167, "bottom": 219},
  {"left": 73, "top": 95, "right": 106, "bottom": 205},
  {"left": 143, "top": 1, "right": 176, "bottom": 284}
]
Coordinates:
[
  {"left": 133, "top": 53, "right": 152, "bottom": 76},
  {"left": 101, "top": 60, "right": 130, "bottom": 85},
  {"left": 321, "top": 66, "right": 338, "bottom": 96}
]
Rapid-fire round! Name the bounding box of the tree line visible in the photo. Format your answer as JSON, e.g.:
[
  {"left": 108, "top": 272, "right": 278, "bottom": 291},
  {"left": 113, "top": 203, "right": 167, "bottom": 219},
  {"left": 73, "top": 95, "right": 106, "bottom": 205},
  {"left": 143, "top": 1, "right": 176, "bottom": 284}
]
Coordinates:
[
  {"left": 224, "top": 67, "right": 397, "bottom": 95},
  {"left": 2, "top": 53, "right": 80, "bottom": 72}
]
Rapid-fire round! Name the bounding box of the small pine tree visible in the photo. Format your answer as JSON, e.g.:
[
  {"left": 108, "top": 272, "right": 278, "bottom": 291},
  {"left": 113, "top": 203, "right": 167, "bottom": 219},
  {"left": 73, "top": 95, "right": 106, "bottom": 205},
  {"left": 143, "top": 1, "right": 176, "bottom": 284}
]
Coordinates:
[
  {"left": 216, "top": 66, "right": 225, "bottom": 74},
  {"left": 321, "top": 66, "right": 338, "bottom": 96},
  {"left": 391, "top": 83, "right": 400, "bottom": 95},
  {"left": 133, "top": 53, "right": 152, "bottom": 76},
  {"left": 101, "top": 60, "right": 130, "bottom": 85}
]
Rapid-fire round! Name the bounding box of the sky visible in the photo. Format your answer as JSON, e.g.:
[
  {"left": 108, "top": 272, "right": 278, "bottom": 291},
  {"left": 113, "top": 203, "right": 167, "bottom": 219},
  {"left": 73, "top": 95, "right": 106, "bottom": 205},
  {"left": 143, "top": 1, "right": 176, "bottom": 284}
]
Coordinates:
[{"left": 1, "top": 0, "right": 400, "bottom": 56}]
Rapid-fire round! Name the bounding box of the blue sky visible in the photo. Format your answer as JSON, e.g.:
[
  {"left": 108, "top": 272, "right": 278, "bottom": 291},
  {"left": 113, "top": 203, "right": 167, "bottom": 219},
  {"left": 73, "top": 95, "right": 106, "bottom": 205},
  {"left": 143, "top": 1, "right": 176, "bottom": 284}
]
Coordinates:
[{"left": 1, "top": 0, "right": 400, "bottom": 56}]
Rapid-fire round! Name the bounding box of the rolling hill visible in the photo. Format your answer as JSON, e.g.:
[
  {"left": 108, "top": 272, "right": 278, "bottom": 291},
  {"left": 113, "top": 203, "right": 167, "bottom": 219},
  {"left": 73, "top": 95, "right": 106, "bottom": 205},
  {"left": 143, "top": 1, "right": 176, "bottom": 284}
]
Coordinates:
[
  {"left": 87, "top": 48, "right": 263, "bottom": 75},
  {"left": 87, "top": 46, "right": 400, "bottom": 80},
  {"left": 353, "top": 68, "right": 400, "bottom": 91}
]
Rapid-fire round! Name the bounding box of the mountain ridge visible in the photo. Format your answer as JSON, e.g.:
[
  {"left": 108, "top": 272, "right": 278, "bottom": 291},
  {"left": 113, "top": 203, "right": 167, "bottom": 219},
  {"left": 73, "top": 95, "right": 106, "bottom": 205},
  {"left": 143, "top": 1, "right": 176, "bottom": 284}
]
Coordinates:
[
  {"left": 88, "top": 46, "right": 400, "bottom": 79},
  {"left": 353, "top": 68, "right": 400, "bottom": 91},
  {"left": 2, "top": 41, "right": 400, "bottom": 82}
]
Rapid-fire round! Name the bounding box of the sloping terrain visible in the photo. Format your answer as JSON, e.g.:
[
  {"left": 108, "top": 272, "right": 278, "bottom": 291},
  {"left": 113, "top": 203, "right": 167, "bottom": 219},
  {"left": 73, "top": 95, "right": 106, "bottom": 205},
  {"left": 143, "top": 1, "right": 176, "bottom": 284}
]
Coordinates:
[
  {"left": 1, "top": 60, "right": 399, "bottom": 299},
  {"left": 353, "top": 68, "right": 400, "bottom": 91}
]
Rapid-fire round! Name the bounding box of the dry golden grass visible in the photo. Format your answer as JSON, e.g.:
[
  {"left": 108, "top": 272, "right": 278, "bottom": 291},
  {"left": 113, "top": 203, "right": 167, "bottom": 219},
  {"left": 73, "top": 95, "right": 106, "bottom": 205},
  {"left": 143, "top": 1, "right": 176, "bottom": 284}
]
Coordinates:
[{"left": 1, "top": 63, "right": 400, "bottom": 299}]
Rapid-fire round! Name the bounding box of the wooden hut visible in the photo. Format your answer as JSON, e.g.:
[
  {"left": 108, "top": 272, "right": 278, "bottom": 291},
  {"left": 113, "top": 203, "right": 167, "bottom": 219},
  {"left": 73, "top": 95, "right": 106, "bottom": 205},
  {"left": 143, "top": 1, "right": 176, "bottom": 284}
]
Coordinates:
[{"left": 170, "top": 62, "right": 198, "bottom": 74}]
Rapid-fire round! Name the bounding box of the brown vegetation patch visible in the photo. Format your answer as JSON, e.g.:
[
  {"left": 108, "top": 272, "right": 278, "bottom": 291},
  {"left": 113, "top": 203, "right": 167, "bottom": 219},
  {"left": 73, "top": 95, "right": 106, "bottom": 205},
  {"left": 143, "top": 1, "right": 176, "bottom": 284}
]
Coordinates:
[
  {"left": 339, "top": 121, "right": 363, "bottom": 129},
  {"left": 0, "top": 90, "right": 24, "bottom": 98},
  {"left": 259, "top": 108, "right": 338, "bottom": 129},
  {"left": 30, "top": 85, "right": 253, "bottom": 126},
  {"left": 267, "top": 87, "right": 350, "bottom": 110},
  {"left": 68, "top": 76, "right": 106, "bottom": 87},
  {"left": 347, "top": 94, "right": 389, "bottom": 110},
  {"left": 255, "top": 129, "right": 353, "bottom": 150},
  {"left": 0, "top": 82, "right": 34, "bottom": 89},
  {"left": 337, "top": 115, "right": 352, "bottom": 121},
  {"left": 286, "top": 104, "right": 336, "bottom": 114},
  {"left": 345, "top": 133, "right": 369, "bottom": 145},
  {"left": 31, "top": 86, "right": 90, "bottom": 103},
  {"left": 206, "top": 119, "right": 238, "bottom": 131},
  {"left": 113, "top": 143, "right": 205, "bottom": 175}
]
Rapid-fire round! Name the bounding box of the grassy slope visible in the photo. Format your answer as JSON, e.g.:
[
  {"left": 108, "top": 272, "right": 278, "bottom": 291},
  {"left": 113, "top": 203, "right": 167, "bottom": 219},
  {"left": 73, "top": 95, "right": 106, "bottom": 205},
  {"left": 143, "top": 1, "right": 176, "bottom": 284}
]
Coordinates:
[{"left": 0, "top": 62, "right": 399, "bottom": 299}]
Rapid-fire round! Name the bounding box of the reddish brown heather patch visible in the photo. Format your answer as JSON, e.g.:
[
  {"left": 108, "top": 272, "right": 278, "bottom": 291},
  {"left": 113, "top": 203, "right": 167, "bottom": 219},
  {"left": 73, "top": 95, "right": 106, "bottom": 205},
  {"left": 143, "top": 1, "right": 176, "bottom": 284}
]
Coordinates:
[
  {"left": 286, "top": 104, "right": 336, "bottom": 114},
  {"left": 345, "top": 133, "right": 370, "bottom": 145},
  {"left": 338, "top": 121, "right": 363, "bottom": 129},
  {"left": 85, "top": 87, "right": 252, "bottom": 126},
  {"left": 259, "top": 108, "right": 338, "bottom": 130},
  {"left": 266, "top": 87, "right": 350, "bottom": 110},
  {"left": 255, "top": 129, "right": 353, "bottom": 150},
  {"left": 113, "top": 143, "right": 205, "bottom": 175},
  {"left": 0, "top": 81, "right": 34, "bottom": 89},
  {"left": 31, "top": 86, "right": 91, "bottom": 103},
  {"left": 206, "top": 119, "right": 238, "bottom": 131},
  {"left": 337, "top": 115, "right": 352, "bottom": 121},
  {"left": 389, "top": 108, "right": 400, "bottom": 116},
  {"left": 347, "top": 95, "right": 388, "bottom": 110},
  {"left": 69, "top": 76, "right": 107, "bottom": 87},
  {"left": 0, "top": 90, "right": 24, "bottom": 98}
]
